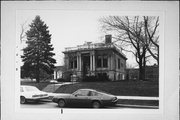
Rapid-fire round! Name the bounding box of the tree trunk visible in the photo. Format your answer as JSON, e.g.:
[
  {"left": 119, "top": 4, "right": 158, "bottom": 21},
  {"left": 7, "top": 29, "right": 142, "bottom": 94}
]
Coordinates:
[
  {"left": 36, "top": 68, "right": 40, "bottom": 83},
  {"left": 36, "top": 60, "right": 40, "bottom": 83},
  {"left": 143, "top": 50, "right": 146, "bottom": 80},
  {"left": 139, "top": 66, "right": 144, "bottom": 81},
  {"left": 138, "top": 57, "right": 146, "bottom": 81},
  {"left": 138, "top": 59, "right": 143, "bottom": 81}
]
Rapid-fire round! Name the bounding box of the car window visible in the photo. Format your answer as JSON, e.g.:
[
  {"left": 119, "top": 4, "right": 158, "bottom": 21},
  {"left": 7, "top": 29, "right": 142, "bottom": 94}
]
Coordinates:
[
  {"left": 20, "top": 87, "right": 24, "bottom": 92},
  {"left": 25, "top": 86, "right": 39, "bottom": 92},
  {"left": 74, "top": 90, "right": 89, "bottom": 96},
  {"left": 89, "top": 91, "right": 101, "bottom": 96}
]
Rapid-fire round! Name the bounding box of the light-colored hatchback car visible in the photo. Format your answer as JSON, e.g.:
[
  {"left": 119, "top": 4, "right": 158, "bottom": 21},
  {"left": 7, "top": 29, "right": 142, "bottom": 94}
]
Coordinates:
[{"left": 20, "top": 85, "right": 49, "bottom": 104}]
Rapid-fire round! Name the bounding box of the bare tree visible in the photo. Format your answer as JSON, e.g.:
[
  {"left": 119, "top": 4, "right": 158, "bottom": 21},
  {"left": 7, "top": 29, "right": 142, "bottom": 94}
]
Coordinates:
[
  {"left": 100, "top": 16, "right": 159, "bottom": 80},
  {"left": 143, "top": 16, "right": 159, "bottom": 65},
  {"left": 20, "top": 20, "right": 28, "bottom": 43}
]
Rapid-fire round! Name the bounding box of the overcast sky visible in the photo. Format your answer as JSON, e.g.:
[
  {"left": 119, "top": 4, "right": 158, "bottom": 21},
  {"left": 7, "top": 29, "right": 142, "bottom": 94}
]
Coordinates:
[{"left": 17, "top": 10, "right": 156, "bottom": 68}]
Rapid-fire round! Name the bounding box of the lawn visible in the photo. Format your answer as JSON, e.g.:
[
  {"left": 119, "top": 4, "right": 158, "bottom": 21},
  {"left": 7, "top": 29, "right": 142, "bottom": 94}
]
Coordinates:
[
  {"left": 21, "top": 81, "right": 158, "bottom": 97},
  {"left": 54, "top": 81, "right": 159, "bottom": 97}
]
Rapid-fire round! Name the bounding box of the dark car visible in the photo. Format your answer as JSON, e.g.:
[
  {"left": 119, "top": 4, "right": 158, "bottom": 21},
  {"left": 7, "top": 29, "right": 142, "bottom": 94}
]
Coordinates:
[{"left": 52, "top": 89, "right": 118, "bottom": 108}]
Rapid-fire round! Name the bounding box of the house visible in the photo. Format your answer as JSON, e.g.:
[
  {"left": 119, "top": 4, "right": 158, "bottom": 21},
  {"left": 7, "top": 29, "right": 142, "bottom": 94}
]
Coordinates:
[
  {"left": 145, "top": 65, "right": 159, "bottom": 81},
  {"left": 62, "top": 35, "right": 127, "bottom": 81},
  {"left": 126, "top": 64, "right": 159, "bottom": 81},
  {"left": 53, "top": 66, "right": 65, "bottom": 80}
]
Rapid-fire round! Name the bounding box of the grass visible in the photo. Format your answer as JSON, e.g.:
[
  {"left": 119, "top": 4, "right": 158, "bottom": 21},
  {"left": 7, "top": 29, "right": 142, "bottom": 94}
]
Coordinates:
[
  {"left": 54, "top": 81, "right": 159, "bottom": 97},
  {"left": 21, "top": 81, "right": 158, "bottom": 97}
]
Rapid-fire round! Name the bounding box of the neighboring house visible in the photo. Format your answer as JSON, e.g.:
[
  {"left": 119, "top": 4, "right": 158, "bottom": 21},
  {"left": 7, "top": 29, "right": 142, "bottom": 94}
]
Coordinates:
[
  {"left": 126, "top": 68, "right": 139, "bottom": 80},
  {"left": 53, "top": 66, "right": 65, "bottom": 80},
  {"left": 145, "top": 65, "right": 159, "bottom": 81},
  {"left": 63, "top": 35, "right": 127, "bottom": 81},
  {"left": 126, "top": 64, "right": 159, "bottom": 81}
]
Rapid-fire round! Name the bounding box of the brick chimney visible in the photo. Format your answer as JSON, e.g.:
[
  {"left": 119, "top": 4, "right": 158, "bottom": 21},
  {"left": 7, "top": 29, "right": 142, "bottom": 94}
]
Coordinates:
[{"left": 105, "top": 34, "right": 112, "bottom": 44}]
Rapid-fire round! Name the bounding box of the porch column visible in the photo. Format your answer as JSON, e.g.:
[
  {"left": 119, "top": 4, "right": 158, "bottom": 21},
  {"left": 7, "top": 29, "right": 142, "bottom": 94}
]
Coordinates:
[
  {"left": 90, "top": 54, "right": 93, "bottom": 71},
  {"left": 77, "top": 55, "right": 79, "bottom": 70},
  {"left": 79, "top": 54, "right": 82, "bottom": 71},
  {"left": 92, "top": 53, "right": 95, "bottom": 71},
  {"left": 54, "top": 71, "right": 56, "bottom": 79}
]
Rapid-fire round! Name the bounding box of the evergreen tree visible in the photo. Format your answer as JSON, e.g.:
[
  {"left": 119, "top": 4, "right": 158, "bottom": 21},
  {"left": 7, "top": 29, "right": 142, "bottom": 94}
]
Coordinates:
[{"left": 21, "top": 15, "right": 56, "bottom": 83}]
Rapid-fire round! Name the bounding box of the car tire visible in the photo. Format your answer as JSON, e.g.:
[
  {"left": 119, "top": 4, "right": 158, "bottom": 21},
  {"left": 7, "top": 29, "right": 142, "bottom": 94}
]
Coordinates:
[
  {"left": 20, "top": 96, "right": 26, "bottom": 104},
  {"left": 58, "top": 99, "right": 66, "bottom": 108},
  {"left": 92, "top": 101, "right": 101, "bottom": 108}
]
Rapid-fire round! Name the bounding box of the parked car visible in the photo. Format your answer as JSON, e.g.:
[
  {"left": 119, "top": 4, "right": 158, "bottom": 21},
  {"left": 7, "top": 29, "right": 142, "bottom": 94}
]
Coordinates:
[
  {"left": 20, "top": 85, "right": 49, "bottom": 104},
  {"left": 52, "top": 89, "right": 118, "bottom": 108},
  {"left": 49, "top": 80, "right": 58, "bottom": 83}
]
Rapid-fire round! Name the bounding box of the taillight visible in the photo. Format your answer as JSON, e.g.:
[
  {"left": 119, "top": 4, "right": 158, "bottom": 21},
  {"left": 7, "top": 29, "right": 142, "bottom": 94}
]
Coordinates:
[{"left": 112, "top": 97, "right": 117, "bottom": 102}]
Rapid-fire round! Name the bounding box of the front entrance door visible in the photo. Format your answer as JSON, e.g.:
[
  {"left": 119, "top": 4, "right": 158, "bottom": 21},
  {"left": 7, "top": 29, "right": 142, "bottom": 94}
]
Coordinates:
[{"left": 82, "top": 54, "right": 90, "bottom": 78}]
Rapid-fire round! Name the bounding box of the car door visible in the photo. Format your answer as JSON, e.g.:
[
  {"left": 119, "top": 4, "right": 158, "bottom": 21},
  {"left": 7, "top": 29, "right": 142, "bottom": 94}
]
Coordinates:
[{"left": 70, "top": 90, "right": 91, "bottom": 107}]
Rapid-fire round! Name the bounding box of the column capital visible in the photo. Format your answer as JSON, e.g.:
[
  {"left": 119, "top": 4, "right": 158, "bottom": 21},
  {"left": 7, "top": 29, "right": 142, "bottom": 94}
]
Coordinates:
[{"left": 90, "top": 51, "right": 95, "bottom": 55}]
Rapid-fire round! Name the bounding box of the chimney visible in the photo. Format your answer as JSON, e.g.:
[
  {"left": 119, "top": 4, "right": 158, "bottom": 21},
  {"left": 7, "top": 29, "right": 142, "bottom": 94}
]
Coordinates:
[{"left": 105, "top": 34, "right": 112, "bottom": 44}]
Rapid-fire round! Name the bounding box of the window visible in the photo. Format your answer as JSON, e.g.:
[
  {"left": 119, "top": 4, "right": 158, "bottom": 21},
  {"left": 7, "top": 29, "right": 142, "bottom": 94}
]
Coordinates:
[
  {"left": 89, "top": 91, "right": 101, "bottom": 96},
  {"left": 25, "top": 86, "right": 39, "bottom": 92},
  {"left": 121, "top": 63, "right": 123, "bottom": 68},
  {"left": 97, "top": 55, "right": 108, "bottom": 68},
  {"left": 74, "top": 59, "right": 77, "bottom": 68},
  {"left": 20, "top": 87, "right": 24, "bottom": 92},
  {"left": 118, "top": 59, "right": 120, "bottom": 69},
  {"left": 69, "top": 56, "right": 77, "bottom": 69},
  {"left": 103, "top": 56, "right": 108, "bottom": 68},
  {"left": 70, "top": 61, "right": 73, "bottom": 69},
  {"left": 97, "top": 56, "right": 102, "bottom": 68},
  {"left": 74, "top": 90, "right": 89, "bottom": 96}
]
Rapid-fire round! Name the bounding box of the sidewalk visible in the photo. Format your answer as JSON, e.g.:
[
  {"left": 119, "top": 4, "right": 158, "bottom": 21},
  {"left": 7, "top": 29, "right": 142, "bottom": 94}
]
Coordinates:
[{"left": 117, "top": 96, "right": 159, "bottom": 100}]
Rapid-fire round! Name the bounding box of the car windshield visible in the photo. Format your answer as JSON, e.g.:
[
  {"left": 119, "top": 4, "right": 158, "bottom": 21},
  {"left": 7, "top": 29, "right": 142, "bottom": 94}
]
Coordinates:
[{"left": 24, "top": 86, "right": 39, "bottom": 92}]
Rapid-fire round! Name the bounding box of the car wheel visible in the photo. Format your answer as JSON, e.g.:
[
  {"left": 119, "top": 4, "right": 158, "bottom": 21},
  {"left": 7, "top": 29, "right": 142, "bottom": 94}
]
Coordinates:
[
  {"left": 92, "top": 101, "right": 101, "bottom": 108},
  {"left": 20, "top": 96, "right": 26, "bottom": 104},
  {"left": 58, "top": 99, "right": 66, "bottom": 108}
]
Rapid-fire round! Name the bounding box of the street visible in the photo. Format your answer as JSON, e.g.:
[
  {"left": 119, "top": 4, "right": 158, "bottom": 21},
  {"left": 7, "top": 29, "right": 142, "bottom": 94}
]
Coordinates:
[{"left": 20, "top": 100, "right": 158, "bottom": 109}]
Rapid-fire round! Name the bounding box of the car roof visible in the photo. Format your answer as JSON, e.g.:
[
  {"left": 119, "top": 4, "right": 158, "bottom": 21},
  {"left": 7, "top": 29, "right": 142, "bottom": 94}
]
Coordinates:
[
  {"left": 78, "top": 88, "right": 97, "bottom": 92},
  {"left": 78, "top": 88, "right": 112, "bottom": 95}
]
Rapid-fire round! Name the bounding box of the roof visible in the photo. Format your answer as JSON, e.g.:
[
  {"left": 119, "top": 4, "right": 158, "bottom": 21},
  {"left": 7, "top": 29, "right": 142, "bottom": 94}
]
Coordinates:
[{"left": 63, "top": 42, "right": 127, "bottom": 60}]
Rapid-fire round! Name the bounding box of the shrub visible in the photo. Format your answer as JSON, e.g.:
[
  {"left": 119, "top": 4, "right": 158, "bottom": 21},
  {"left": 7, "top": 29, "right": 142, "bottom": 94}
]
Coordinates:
[{"left": 83, "top": 75, "right": 110, "bottom": 82}]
